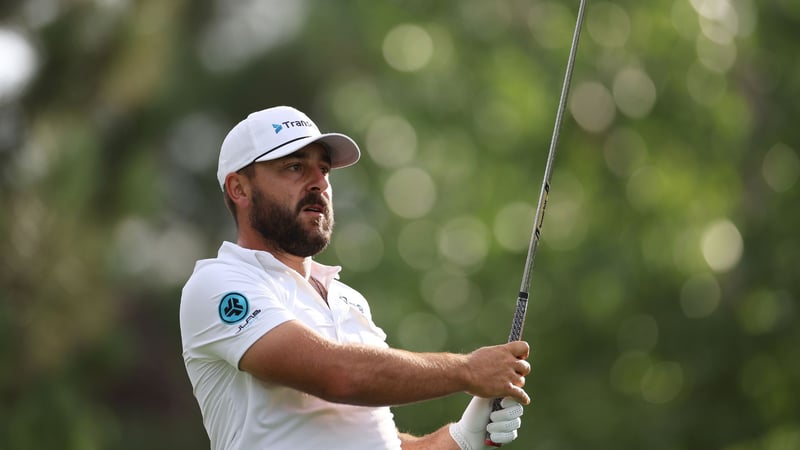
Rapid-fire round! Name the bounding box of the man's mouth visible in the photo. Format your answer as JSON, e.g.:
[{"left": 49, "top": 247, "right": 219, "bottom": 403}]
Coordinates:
[
  {"left": 301, "top": 204, "right": 326, "bottom": 215},
  {"left": 298, "top": 193, "right": 330, "bottom": 218}
]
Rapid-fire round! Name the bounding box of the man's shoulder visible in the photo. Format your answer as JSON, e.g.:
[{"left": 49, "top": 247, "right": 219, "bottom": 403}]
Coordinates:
[
  {"left": 183, "top": 243, "right": 307, "bottom": 300},
  {"left": 186, "top": 242, "right": 273, "bottom": 281},
  {"left": 183, "top": 256, "right": 275, "bottom": 295},
  {"left": 185, "top": 253, "right": 245, "bottom": 284}
]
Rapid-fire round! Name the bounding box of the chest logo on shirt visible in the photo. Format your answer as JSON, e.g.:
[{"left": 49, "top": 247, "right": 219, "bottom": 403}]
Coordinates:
[
  {"left": 339, "top": 295, "right": 365, "bottom": 314},
  {"left": 218, "top": 292, "right": 249, "bottom": 324}
]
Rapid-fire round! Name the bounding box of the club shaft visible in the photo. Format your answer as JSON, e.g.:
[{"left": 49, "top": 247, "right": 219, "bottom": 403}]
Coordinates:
[
  {"left": 517, "top": 0, "right": 587, "bottom": 307},
  {"left": 487, "top": 1, "right": 587, "bottom": 446}
]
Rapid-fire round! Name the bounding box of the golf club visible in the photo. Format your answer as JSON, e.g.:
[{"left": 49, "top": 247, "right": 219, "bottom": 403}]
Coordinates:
[{"left": 486, "top": 0, "right": 588, "bottom": 446}]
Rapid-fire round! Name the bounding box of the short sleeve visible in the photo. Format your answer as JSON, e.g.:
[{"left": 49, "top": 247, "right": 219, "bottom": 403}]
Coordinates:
[{"left": 180, "top": 263, "right": 296, "bottom": 368}]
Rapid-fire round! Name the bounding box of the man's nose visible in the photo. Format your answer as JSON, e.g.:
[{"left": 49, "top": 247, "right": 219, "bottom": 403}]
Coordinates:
[{"left": 308, "top": 167, "right": 330, "bottom": 192}]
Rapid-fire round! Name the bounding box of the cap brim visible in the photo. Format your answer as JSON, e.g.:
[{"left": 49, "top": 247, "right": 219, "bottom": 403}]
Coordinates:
[{"left": 253, "top": 133, "right": 360, "bottom": 169}]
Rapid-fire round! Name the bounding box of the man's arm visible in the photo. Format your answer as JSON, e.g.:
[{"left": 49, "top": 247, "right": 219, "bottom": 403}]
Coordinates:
[{"left": 239, "top": 319, "right": 530, "bottom": 406}]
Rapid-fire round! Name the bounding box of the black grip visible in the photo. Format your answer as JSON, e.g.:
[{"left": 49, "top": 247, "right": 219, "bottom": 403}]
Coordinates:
[
  {"left": 485, "top": 292, "right": 529, "bottom": 446},
  {"left": 507, "top": 292, "right": 528, "bottom": 342}
]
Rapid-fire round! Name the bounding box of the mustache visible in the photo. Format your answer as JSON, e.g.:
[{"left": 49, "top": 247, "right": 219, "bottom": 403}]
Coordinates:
[{"left": 295, "top": 192, "right": 331, "bottom": 215}]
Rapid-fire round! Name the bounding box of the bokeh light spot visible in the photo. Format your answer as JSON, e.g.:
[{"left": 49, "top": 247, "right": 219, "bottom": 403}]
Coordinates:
[
  {"left": 613, "top": 67, "right": 657, "bottom": 119},
  {"left": 570, "top": 81, "right": 616, "bottom": 133},
  {"left": 493, "top": 201, "right": 535, "bottom": 252},
  {"left": 197, "top": 0, "right": 307, "bottom": 73},
  {"left": 333, "top": 222, "right": 384, "bottom": 272},
  {"left": 383, "top": 24, "right": 434, "bottom": 72},
  {"left": 694, "top": 0, "right": 740, "bottom": 44},
  {"left": 420, "top": 270, "right": 481, "bottom": 324},
  {"left": 383, "top": 167, "right": 436, "bottom": 219},
  {"left": 437, "top": 216, "right": 490, "bottom": 269},
  {"left": 22, "top": 0, "right": 62, "bottom": 28},
  {"left": 365, "top": 115, "right": 418, "bottom": 168},
  {"left": 762, "top": 143, "right": 800, "bottom": 192},
  {"left": 701, "top": 218, "right": 743, "bottom": 273},
  {"left": 0, "top": 27, "right": 38, "bottom": 102},
  {"left": 528, "top": 2, "right": 574, "bottom": 49},
  {"left": 587, "top": 2, "right": 631, "bottom": 48},
  {"left": 330, "top": 78, "right": 383, "bottom": 132},
  {"left": 397, "top": 312, "right": 448, "bottom": 351},
  {"left": 641, "top": 361, "right": 684, "bottom": 404},
  {"left": 696, "top": 35, "right": 737, "bottom": 73}
]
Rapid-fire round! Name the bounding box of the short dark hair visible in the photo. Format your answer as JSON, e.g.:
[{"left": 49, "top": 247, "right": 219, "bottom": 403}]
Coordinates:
[{"left": 222, "top": 164, "right": 256, "bottom": 227}]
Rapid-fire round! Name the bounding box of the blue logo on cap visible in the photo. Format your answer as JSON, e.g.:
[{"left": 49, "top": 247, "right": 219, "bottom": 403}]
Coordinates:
[
  {"left": 219, "top": 293, "right": 249, "bottom": 324},
  {"left": 272, "top": 123, "right": 283, "bottom": 134}
]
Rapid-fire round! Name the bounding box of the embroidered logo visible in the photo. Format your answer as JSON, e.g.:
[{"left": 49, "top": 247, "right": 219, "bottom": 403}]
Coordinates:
[
  {"left": 339, "top": 295, "right": 365, "bottom": 314},
  {"left": 236, "top": 309, "right": 262, "bottom": 334},
  {"left": 219, "top": 292, "right": 249, "bottom": 324}
]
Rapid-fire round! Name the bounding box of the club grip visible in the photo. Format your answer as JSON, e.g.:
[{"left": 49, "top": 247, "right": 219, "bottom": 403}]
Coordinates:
[
  {"left": 507, "top": 292, "right": 528, "bottom": 343},
  {"left": 485, "top": 292, "right": 529, "bottom": 447},
  {"left": 484, "top": 397, "right": 505, "bottom": 446}
]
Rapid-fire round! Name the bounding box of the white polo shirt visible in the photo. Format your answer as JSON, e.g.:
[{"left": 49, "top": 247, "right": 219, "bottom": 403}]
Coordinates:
[{"left": 180, "top": 242, "right": 401, "bottom": 450}]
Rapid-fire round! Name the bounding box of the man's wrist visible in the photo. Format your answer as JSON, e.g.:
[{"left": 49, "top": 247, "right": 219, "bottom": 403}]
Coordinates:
[
  {"left": 448, "top": 422, "right": 473, "bottom": 450},
  {"left": 400, "top": 424, "right": 462, "bottom": 450}
]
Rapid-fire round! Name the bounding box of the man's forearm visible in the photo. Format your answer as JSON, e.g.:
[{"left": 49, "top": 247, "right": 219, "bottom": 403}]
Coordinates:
[
  {"left": 314, "top": 343, "right": 472, "bottom": 406},
  {"left": 240, "top": 320, "right": 530, "bottom": 407},
  {"left": 242, "top": 321, "right": 473, "bottom": 405}
]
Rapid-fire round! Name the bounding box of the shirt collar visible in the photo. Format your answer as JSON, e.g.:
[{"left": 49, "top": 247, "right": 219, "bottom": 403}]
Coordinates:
[{"left": 219, "top": 241, "right": 342, "bottom": 283}]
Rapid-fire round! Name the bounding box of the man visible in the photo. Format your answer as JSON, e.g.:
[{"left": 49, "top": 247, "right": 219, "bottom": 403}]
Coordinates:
[{"left": 180, "top": 106, "right": 531, "bottom": 450}]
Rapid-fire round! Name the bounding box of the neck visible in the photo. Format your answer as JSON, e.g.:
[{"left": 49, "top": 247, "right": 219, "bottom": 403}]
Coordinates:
[
  {"left": 237, "top": 234, "right": 312, "bottom": 278},
  {"left": 272, "top": 250, "right": 313, "bottom": 278}
]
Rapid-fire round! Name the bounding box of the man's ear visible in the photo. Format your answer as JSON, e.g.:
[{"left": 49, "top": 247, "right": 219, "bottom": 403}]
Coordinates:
[{"left": 225, "top": 172, "right": 251, "bottom": 207}]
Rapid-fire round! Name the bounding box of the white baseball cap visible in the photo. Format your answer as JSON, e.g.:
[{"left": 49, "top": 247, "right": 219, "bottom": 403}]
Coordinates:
[{"left": 217, "top": 106, "right": 361, "bottom": 190}]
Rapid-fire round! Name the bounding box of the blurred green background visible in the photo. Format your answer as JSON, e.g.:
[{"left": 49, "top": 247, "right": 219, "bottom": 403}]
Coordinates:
[{"left": 1, "top": 0, "right": 798, "bottom": 449}]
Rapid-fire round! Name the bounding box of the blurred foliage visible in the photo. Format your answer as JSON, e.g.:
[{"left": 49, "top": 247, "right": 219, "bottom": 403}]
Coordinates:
[{"left": 1, "top": 0, "right": 799, "bottom": 449}]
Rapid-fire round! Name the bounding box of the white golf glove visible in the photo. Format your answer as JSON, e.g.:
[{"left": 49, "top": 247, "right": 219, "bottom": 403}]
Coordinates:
[{"left": 449, "top": 397, "right": 524, "bottom": 450}]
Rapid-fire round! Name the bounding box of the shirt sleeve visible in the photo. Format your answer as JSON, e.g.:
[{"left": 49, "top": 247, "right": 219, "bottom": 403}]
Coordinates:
[{"left": 180, "top": 263, "right": 296, "bottom": 369}]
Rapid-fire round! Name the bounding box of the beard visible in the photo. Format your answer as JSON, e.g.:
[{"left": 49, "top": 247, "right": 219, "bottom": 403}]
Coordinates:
[{"left": 249, "top": 187, "right": 334, "bottom": 257}]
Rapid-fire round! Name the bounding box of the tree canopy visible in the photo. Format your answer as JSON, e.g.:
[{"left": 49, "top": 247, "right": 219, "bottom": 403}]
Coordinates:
[{"left": 1, "top": 0, "right": 798, "bottom": 449}]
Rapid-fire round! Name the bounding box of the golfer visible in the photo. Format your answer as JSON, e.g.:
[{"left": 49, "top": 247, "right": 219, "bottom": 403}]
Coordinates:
[{"left": 179, "top": 106, "right": 531, "bottom": 450}]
